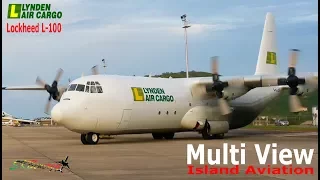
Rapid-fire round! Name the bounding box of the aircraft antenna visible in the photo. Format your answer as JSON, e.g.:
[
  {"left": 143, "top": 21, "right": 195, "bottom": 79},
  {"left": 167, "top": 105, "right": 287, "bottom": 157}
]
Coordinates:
[
  {"left": 181, "top": 14, "right": 191, "bottom": 78},
  {"left": 102, "top": 59, "right": 107, "bottom": 74}
]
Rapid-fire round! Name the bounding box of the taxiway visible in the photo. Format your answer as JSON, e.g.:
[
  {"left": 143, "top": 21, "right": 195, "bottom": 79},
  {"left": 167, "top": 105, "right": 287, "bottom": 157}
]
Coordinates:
[{"left": 2, "top": 126, "right": 318, "bottom": 180}]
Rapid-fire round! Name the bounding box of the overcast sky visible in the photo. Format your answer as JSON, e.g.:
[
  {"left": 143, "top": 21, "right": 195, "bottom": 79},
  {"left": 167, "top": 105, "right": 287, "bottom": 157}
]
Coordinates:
[{"left": 2, "top": 0, "right": 318, "bottom": 118}]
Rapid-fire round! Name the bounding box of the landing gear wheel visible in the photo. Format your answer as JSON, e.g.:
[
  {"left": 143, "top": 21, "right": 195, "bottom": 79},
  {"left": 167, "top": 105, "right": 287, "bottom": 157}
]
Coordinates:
[
  {"left": 86, "top": 132, "right": 100, "bottom": 145},
  {"left": 81, "top": 134, "right": 88, "bottom": 145},
  {"left": 201, "top": 121, "right": 213, "bottom": 140},
  {"left": 152, "top": 133, "right": 163, "bottom": 140},
  {"left": 163, "top": 132, "right": 175, "bottom": 140}
]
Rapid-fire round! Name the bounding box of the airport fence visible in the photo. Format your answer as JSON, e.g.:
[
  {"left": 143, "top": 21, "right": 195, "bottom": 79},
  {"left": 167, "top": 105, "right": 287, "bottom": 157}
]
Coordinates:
[{"left": 253, "top": 114, "right": 313, "bottom": 126}]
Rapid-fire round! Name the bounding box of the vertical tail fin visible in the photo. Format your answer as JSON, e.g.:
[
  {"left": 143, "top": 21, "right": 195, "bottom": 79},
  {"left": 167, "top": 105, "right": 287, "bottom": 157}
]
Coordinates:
[{"left": 255, "top": 12, "right": 279, "bottom": 75}]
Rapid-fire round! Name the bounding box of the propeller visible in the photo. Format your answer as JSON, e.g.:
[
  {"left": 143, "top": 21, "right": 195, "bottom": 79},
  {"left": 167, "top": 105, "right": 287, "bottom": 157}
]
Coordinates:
[
  {"left": 36, "top": 69, "right": 64, "bottom": 114},
  {"left": 91, "top": 65, "right": 99, "bottom": 75},
  {"left": 277, "top": 49, "right": 306, "bottom": 112},
  {"left": 211, "top": 56, "right": 231, "bottom": 115}
]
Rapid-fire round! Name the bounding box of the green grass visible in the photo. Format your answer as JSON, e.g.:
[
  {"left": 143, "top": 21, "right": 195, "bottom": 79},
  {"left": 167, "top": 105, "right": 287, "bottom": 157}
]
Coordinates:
[
  {"left": 243, "top": 124, "right": 318, "bottom": 132},
  {"left": 145, "top": 71, "right": 212, "bottom": 78},
  {"left": 260, "top": 90, "right": 318, "bottom": 117}
]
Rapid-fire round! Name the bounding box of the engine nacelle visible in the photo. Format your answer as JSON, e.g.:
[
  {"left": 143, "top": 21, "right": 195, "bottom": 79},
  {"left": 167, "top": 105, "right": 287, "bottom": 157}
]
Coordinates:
[
  {"left": 296, "top": 84, "right": 317, "bottom": 96},
  {"left": 207, "top": 121, "right": 229, "bottom": 134},
  {"left": 222, "top": 86, "right": 248, "bottom": 100},
  {"left": 295, "top": 75, "right": 318, "bottom": 96},
  {"left": 220, "top": 78, "right": 249, "bottom": 100}
]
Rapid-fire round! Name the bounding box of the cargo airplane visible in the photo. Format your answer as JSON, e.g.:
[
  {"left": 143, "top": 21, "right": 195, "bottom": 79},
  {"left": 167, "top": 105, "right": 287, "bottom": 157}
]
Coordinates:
[
  {"left": 2, "top": 13, "right": 318, "bottom": 145},
  {"left": 2, "top": 111, "right": 38, "bottom": 126}
]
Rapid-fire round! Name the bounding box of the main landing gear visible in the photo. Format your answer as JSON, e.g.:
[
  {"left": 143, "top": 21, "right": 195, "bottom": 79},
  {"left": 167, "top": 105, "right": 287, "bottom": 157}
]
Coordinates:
[
  {"left": 152, "top": 132, "right": 175, "bottom": 140},
  {"left": 81, "top": 132, "right": 100, "bottom": 145},
  {"left": 201, "top": 121, "right": 224, "bottom": 140}
]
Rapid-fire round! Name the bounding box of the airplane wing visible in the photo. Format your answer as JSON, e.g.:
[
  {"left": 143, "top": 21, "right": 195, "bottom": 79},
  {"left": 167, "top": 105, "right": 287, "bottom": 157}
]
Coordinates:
[
  {"left": 2, "top": 68, "right": 67, "bottom": 92},
  {"left": 2, "top": 85, "right": 46, "bottom": 91},
  {"left": 13, "top": 119, "right": 37, "bottom": 123},
  {"left": 2, "top": 85, "right": 68, "bottom": 91},
  {"left": 191, "top": 73, "right": 318, "bottom": 100}
]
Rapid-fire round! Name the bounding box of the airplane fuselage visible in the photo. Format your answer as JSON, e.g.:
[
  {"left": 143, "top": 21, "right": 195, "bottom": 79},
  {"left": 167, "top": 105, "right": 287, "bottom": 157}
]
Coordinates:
[{"left": 52, "top": 75, "right": 283, "bottom": 135}]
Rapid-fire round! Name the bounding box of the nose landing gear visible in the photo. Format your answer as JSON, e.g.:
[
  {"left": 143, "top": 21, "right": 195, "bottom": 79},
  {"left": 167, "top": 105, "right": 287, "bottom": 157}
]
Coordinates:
[{"left": 81, "top": 132, "right": 100, "bottom": 145}]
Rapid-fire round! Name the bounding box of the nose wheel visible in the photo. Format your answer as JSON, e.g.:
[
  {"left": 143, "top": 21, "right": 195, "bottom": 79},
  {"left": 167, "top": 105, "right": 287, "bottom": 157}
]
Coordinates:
[{"left": 81, "top": 132, "right": 100, "bottom": 145}]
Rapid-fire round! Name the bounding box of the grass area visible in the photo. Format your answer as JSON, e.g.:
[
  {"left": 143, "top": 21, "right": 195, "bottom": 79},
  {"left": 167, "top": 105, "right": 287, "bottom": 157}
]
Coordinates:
[
  {"left": 145, "top": 71, "right": 212, "bottom": 78},
  {"left": 259, "top": 89, "right": 317, "bottom": 125},
  {"left": 260, "top": 89, "right": 318, "bottom": 117},
  {"left": 243, "top": 124, "right": 318, "bottom": 132}
]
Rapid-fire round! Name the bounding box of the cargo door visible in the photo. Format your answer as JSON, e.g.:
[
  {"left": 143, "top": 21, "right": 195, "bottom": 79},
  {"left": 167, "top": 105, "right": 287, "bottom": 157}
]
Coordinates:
[{"left": 118, "top": 109, "right": 132, "bottom": 129}]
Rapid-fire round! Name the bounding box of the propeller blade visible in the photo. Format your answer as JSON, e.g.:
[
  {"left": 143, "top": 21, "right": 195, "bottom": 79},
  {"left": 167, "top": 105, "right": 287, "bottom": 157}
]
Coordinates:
[
  {"left": 284, "top": 49, "right": 307, "bottom": 113},
  {"left": 36, "top": 77, "right": 47, "bottom": 87},
  {"left": 66, "top": 164, "right": 70, "bottom": 169},
  {"left": 211, "top": 56, "right": 219, "bottom": 75},
  {"left": 289, "top": 49, "right": 299, "bottom": 68},
  {"left": 218, "top": 98, "right": 232, "bottom": 115},
  {"left": 91, "top": 65, "right": 99, "bottom": 75},
  {"left": 54, "top": 68, "right": 64, "bottom": 82},
  {"left": 65, "top": 156, "right": 68, "bottom": 162},
  {"left": 210, "top": 56, "right": 231, "bottom": 116},
  {"left": 289, "top": 95, "right": 305, "bottom": 113},
  {"left": 45, "top": 97, "right": 51, "bottom": 115},
  {"left": 37, "top": 69, "right": 65, "bottom": 115}
]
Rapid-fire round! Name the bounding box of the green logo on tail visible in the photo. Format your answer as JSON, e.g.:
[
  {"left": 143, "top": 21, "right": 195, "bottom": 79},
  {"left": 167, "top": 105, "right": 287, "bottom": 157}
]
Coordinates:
[{"left": 266, "top": 51, "right": 277, "bottom": 65}]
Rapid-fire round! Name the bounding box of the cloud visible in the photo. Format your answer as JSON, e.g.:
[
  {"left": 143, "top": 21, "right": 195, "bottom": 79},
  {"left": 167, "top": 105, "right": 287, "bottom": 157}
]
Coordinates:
[
  {"left": 222, "top": 1, "right": 317, "bottom": 24},
  {"left": 3, "top": 12, "right": 241, "bottom": 57},
  {"left": 289, "top": 14, "right": 318, "bottom": 23},
  {"left": 166, "top": 23, "right": 237, "bottom": 35}
]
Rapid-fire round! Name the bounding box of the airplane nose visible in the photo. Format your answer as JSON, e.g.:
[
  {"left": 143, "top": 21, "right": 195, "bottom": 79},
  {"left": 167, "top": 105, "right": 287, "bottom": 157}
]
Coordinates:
[{"left": 51, "top": 104, "right": 63, "bottom": 123}]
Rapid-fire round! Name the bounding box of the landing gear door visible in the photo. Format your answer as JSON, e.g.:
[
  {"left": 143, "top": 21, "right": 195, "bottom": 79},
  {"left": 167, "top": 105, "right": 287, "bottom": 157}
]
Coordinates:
[{"left": 118, "top": 109, "right": 132, "bottom": 129}]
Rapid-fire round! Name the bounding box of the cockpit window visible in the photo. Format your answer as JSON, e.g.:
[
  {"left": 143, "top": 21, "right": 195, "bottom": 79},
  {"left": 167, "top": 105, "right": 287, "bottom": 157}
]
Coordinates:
[
  {"left": 68, "top": 84, "right": 77, "bottom": 91},
  {"left": 76, "top": 84, "right": 85, "bottom": 92},
  {"left": 82, "top": 81, "right": 103, "bottom": 93},
  {"left": 85, "top": 86, "right": 90, "bottom": 93},
  {"left": 96, "top": 86, "right": 103, "bottom": 93},
  {"left": 90, "top": 86, "right": 97, "bottom": 93}
]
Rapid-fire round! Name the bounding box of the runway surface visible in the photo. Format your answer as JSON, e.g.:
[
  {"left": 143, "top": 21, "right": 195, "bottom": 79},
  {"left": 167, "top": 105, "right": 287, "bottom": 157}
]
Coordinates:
[{"left": 2, "top": 126, "right": 318, "bottom": 180}]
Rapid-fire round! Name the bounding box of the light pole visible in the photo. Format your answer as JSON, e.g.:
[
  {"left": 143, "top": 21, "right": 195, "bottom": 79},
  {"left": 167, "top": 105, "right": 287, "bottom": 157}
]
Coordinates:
[
  {"left": 102, "top": 59, "right": 107, "bottom": 74},
  {"left": 181, "top": 14, "right": 191, "bottom": 78}
]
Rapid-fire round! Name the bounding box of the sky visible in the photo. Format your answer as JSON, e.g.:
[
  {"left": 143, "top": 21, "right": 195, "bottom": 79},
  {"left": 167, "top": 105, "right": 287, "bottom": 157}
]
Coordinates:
[{"left": 2, "top": 0, "right": 318, "bottom": 118}]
